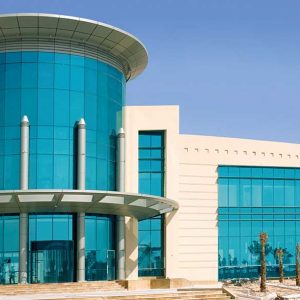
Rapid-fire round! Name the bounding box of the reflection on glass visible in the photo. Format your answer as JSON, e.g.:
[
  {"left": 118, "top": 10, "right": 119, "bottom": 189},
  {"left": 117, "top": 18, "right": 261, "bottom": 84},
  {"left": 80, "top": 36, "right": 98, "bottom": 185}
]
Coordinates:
[
  {"left": 138, "top": 131, "right": 165, "bottom": 277},
  {"left": 85, "top": 215, "right": 115, "bottom": 281},
  {"left": 218, "top": 166, "right": 300, "bottom": 280},
  {"left": 29, "top": 214, "right": 74, "bottom": 283}
]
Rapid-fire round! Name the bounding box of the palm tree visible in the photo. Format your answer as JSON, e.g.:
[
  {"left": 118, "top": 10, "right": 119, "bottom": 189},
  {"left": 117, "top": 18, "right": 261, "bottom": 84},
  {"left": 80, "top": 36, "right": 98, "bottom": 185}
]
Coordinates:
[
  {"left": 296, "top": 243, "right": 300, "bottom": 286},
  {"left": 260, "top": 232, "right": 268, "bottom": 292},
  {"left": 276, "top": 248, "right": 284, "bottom": 283}
]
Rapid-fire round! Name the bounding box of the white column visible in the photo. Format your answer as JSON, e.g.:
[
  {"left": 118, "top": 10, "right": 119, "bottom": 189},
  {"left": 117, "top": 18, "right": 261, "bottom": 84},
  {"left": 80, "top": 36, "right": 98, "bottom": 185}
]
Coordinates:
[
  {"left": 77, "top": 212, "right": 85, "bottom": 282},
  {"left": 19, "top": 213, "right": 28, "bottom": 284},
  {"left": 116, "top": 128, "right": 125, "bottom": 280},
  {"left": 77, "top": 118, "right": 86, "bottom": 190},
  {"left": 77, "top": 118, "right": 86, "bottom": 282},
  {"left": 19, "top": 115, "right": 29, "bottom": 284},
  {"left": 20, "top": 115, "right": 29, "bottom": 190}
]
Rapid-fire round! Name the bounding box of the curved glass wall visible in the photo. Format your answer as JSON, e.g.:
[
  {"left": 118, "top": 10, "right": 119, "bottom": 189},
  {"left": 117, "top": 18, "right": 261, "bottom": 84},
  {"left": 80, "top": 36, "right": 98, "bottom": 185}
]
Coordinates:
[
  {"left": 218, "top": 166, "right": 300, "bottom": 280},
  {"left": 138, "top": 131, "right": 165, "bottom": 277},
  {"left": 28, "top": 214, "right": 74, "bottom": 283},
  {"left": 85, "top": 214, "right": 115, "bottom": 281},
  {"left": 0, "top": 51, "right": 125, "bottom": 190},
  {"left": 0, "top": 215, "right": 19, "bottom": 284}
]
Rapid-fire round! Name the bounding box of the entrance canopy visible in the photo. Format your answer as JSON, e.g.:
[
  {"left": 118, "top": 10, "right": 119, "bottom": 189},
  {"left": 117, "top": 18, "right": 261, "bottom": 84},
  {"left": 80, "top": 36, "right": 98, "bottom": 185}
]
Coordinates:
[{"left": 0, "top": 190, "right": 178, "bottom": 220}]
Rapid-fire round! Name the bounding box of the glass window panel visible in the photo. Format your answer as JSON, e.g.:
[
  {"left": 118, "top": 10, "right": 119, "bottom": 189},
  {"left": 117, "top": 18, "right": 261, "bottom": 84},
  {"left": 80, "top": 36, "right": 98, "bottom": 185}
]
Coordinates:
[
  {"left": 38, "top": 63, "right": 54, "bottom": 88},
  {"left": 228, "top": 167, "right": 239, "bottom": 177},
  {"left": 240, "top": 179, "right": 251, "bottom": 207},
  {"left": 218, "top": 166, "right": 228, "bottom": 177},
  {"left": 38, "top": 52, "right": 54, "bottom": 63},
  {"left": 240, "top": 221, "right": 251, "bottom": 236},
  {"left": 22, "top": 51, "right": 38, "bottom": 62},
  {"left": 5, "top": 63, "right": 21, "bottom": 88},
  {"left": 139, "top": 134, "right": 151, "bottom": 148},
  {"left": 22, "top": 63, "right": 37, "bottom": 88},
  {"left": 70, "top": 66, "right": 84, "bottom": 92},
  {"left": 252, "top": 179, "right": 262, "bottom": 207},
  {"left": 37, "top": 155, "right": 53, "bottom": 188},
  {"left": 54, "top": 64, "right": 70, "bottom": 89},
  {"left": 5, "top": 89, "right": 21, "bottom": 126},
  {"left": 139, "top": 149, "right": 151, "bottom": 159},
  {"left": 85, "top": 218, "right": 96, "bottom": 250},
  {"left": 263, "top": 168, "right": 273, "bottom": 178},
  {"left": 53, "top": 216, "right": 69, "bottom": 240},
  {"left": 53, "top": 155, "right": 69, "bottom": 188},
  {"left": 36, "top": 216, "right": 52, "bottom": 240},
  {"left": 151, "top": 160, "right": 163, "bottom": 172},
  {"left": 219, "top": 220, "right": 229, "bottom": 237},
  {"left": 228, "top": 179, "right": 239, "bottom": 207},
  {"left": 151, "top": 231, "right": 161, "bottom": 248},
  {"left": 274, "top": 180, "right": 284, "bottom": 206},
  {"left": 295, "top": 181, "right": 300, "bottom": 205},
  {"left": 151, "top": 133, "right": 163, "bottom": 147},
  {"left": 38, "top": 89, "right": 53, "bottom": 125},
  {"left": 228, "top": 237, "right": 240, "bottom": 266},
  {"left": 55, "top": 53, "right": 70, "bottom": 64},
  {"left": 151, "top": 149, "right": 163, "bottom": 159},
  {"left": 218, "top": 178, "right": 228, "bottom": 206},
  {"left": 54, "top": 90, "right": 69, "bottom": 126},
  {"left": 97, "top": 218, "right": 108, "bottom": 250},
  {"left": 285, "top": 168, "right": 295, "bottom": 179},
  {"left": 139, "top": 219, "right": 150, "bottom": 231},
  {"left": 240, "top": 167, "right": 251, "bottom": 177},
  {"left": 151, "top": 173, "right": 163, "bottom": 196},
  {"left": 285, "top": 180, "right": 295, "bottom": 206},
  {"left": 274, "top": 168, "right": 285, "bottom": 179},
  {"left": 263, "top": 179, "right": 273, "bottom": 206},
  {"left": 139, "top": 173, "right": 151, "bottom": 194},
  {"left": 228, "top": 221, "right": 239, "bottom": 236},
  {"left": 6, "top": 52, "right": 21, "bottom": 63},
  {"left": 3, "top": 217, "right": 19, "bottom": 252},
  {"left": 252, "top": 167, "right": 263, "bottom": 178}
]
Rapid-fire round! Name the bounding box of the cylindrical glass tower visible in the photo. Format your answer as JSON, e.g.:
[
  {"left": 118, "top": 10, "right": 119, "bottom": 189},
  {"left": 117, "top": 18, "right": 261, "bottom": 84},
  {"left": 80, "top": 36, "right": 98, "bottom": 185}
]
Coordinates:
[{"left": 0, "top": 13, "right": 148, "bottom": 284}]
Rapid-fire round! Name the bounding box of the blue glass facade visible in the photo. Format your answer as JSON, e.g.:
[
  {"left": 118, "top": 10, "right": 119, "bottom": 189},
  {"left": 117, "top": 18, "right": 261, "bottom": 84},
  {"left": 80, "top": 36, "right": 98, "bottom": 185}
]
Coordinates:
[
  {"left": 0, "top": 51, "right": 125, "bottom": 190},
  {"left": 138, "top": 131, "right": 165, "bottom": 276},
  {"left": 85, "top": 215, "right": 115, "bottom": 281},
  {"left": 0, "top": 215, "right": 19, "bottom": 284},
  {"left": 218, "top": 166, "right": 300, "bottom": 280}
]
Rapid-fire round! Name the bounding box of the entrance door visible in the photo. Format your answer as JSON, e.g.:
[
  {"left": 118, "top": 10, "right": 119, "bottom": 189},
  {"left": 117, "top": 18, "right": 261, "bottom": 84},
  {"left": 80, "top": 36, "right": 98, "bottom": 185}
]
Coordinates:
[{"left": 30, "top": 241, "right": 74, "bottom": 283}]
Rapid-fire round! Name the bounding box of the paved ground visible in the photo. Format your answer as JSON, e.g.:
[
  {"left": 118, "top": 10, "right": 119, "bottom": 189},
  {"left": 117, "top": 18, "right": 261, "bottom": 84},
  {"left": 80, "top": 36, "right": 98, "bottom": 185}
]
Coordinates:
[{"left": 0, "top": 284, "right": 223, "bottom": 300}]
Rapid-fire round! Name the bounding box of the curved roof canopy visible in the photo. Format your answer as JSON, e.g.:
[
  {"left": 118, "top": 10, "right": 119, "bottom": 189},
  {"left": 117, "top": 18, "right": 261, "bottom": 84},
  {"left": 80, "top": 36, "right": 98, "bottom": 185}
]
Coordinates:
[
  {"left": 0, "top": 13, "right": 148, "bottom": 80},
  {"left": 0, "top": 190, "right": 178, "bottom": 220}
]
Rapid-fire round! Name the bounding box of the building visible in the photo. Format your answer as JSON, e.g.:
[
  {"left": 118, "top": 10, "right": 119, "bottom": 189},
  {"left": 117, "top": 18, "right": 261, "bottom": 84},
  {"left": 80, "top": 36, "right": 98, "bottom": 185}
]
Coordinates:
[{"left": 0, "top": 13, "right": 299, "bottom": 285}]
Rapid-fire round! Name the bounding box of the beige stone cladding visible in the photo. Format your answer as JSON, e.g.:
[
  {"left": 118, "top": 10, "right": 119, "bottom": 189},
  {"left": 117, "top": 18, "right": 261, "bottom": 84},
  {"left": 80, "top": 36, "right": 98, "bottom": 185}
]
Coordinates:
[
  {"left": 124, "top": 104, "right": 300, "bottom": 282},
  {"left": 179, "top": 134, "right": 300, "bottom": 281}
]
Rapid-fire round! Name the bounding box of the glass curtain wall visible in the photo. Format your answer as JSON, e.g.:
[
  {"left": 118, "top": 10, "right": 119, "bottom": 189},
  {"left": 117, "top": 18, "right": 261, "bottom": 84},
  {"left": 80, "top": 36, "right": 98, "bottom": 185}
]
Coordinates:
[
  {"left": 138, "top": 131, "right": 165, "bottom": 276},
  {"left": 0, "top": 51, "right": 125, "bottom": 191},
  {"left": 0, "top": 215, "right": 19, "bottom": 284},
  {"left": 218, "top": 166, "right": 300, "bottom": 280},
  {"left": 85, "top": 214, "right": 115, "bottom": 281},
  {"left": 28, "top": 214, "right": 74, "bottom": 283}
]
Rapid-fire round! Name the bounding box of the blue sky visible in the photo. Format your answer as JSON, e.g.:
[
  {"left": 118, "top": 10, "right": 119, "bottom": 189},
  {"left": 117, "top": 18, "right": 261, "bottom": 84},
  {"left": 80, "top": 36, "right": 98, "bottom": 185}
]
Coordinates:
[{"left": 1, "top": 1, "right": 300, "bottom": 143}]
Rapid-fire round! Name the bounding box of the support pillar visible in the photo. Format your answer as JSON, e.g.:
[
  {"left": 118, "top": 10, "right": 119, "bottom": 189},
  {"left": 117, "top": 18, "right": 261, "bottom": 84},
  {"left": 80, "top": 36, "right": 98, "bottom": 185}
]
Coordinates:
[
  {"left": 77, "top": 118, "right": 86, "bottom": 282},
  {"left": 116, "top": 128, "right": 125, "bottom": 280},
  {"left": 19, "top": 115, "right": 29, "bottom": 284}
]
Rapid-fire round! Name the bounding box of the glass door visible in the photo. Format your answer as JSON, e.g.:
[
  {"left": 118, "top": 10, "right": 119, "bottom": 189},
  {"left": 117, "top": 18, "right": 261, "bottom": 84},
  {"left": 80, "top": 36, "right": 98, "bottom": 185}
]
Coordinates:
[{"left": 30, "top": 241, "right": 74, "bottom": 283}]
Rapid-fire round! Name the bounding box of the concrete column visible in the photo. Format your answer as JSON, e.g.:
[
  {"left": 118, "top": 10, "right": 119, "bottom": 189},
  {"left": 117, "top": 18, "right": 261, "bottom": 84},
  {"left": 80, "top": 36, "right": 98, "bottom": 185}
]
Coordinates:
[
  {"left": 77, "top": 118, "right": 86, "bottom": 282},
  {"left": 19, "top": 115, "right": 29, "bottom": 284},
  {"left": 77, "top": 212, "right": 85, "bottom": 282},
  {"left": 19, "top": 213, "right": 28, "bottom": 284},
  {"left": 20, "top": 115, "right": 29, "bottom": 190},
  {"left": 116, "top": 128, "right": 125, "bottom": 280},
  {"left": 77, "top": 118, "right": 86, "bottom": 190}
]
